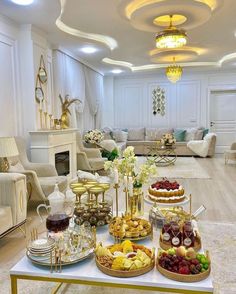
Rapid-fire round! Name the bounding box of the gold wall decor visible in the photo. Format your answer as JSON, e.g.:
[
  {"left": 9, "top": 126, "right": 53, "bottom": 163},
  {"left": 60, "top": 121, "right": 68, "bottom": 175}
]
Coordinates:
[
  {"left": 59, "top": 94, "right": 81, "bottom": 129},
  {"left": 152, "top": 86, "right": 165, "bottom": 116}
]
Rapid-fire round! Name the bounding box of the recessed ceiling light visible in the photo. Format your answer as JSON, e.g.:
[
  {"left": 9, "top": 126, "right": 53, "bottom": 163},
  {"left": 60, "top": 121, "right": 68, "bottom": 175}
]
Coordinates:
[
  {"left": 111, "top": 69, "right": 123, "bottom": 74},
  {"left": 80, "top": 46, "right": 97, "bottom": 54},
  {"left": 11, "top": 0, "right": 34, "bottom": 5}
]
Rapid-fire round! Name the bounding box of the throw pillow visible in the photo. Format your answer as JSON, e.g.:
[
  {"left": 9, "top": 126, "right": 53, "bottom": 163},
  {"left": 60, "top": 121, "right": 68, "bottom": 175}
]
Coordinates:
[
  {"left": 184, "top": 128, "right": 198, "bottom": 141},
  {"left": 203, "top": 128, "right": 209, "bottom": 138},
  {"left": 128, "top": 128, "right": 145, "bottom": 141},
  {"left": 174, "top": 129, "right": 186, "bottom": 142},
  {"left": 8, "top": 161, "right": 25, "bottom": 172},
  {"left": 195, "top": 130, "right": 204, "bottom": 140},
  {"left": 112, "top": 130, "right": 128, "bottom": 142}
]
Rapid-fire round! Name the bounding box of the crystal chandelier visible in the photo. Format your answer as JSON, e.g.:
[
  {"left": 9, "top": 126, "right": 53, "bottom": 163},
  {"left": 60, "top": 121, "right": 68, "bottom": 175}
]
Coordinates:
[
  {"left": 156, "top": 15, "right": 187, "bottom": 49},
  {"left": 166, "top": 58, "right": 183, "bottom": 83}
]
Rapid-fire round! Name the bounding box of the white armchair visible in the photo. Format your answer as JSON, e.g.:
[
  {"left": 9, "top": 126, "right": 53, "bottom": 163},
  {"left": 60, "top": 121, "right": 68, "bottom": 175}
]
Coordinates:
[
  {"left": 7, "top": 137, "right": 68, "bottom": 202},
  {"left": 76, "top": 132, "right": 107, "bottom": 173},
  {"left": 0, "top": 173, "right": 27, "bottom": 238}
]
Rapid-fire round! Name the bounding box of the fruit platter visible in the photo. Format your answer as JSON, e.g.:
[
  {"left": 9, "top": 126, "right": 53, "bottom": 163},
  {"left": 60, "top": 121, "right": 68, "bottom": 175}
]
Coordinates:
[
  {"left": 109, "top": 214, "right": 153, "bottom": 241},
  {"left": 95, "top": 240, "right": 155, "bottom": 278},
  {"left": 157, "top": 246, "right": 210, "bottom": 282},
  {"left": 159, "top": 220, "right": 202, "bottom": 251}
]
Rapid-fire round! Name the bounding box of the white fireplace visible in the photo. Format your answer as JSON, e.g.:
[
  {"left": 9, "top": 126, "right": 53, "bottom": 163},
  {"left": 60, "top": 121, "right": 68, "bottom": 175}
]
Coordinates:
[{"left": 29, "top": 129, "right": 77, "bottom": 178}]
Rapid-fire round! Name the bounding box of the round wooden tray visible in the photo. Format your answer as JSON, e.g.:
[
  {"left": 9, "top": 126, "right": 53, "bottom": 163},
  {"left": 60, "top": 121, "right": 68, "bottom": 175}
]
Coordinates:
[
  {"left": 159, "top": 233, "right": 202, "bottom": 251},
  {"left": 96, "top": 257, "right": 155, "bottom": 278},
  {"left": 109, "top": 231, "right": 152, "bottom": 241},
  {"left": 156, "top": 251, "right": 210, "bottom": 282}
]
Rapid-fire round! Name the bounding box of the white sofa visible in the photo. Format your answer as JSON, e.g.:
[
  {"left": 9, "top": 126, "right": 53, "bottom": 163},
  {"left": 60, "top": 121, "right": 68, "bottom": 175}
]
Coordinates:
[
  {"left": 0, "top": 173, "right": 27, "bottom": 238},
  {"left": 102, "top": 127, "right": 216, "bottom": 157}
]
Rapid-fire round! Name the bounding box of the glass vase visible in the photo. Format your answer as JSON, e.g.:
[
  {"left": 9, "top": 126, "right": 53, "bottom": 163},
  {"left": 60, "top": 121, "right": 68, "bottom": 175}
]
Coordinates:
[{"left": 128, "top": 187, "right": 144, "bottom": 217}]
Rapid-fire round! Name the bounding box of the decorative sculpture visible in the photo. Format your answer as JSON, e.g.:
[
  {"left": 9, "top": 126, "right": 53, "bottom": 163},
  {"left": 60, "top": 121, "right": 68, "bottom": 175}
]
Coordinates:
[{"left": 59, "top": 94, "right": 81, "bottom": 129}]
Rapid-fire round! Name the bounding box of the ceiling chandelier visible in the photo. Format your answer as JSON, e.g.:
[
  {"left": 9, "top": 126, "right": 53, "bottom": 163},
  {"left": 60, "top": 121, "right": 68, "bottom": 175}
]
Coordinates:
[
  {"left": 166, "top": 57, "right": 183, "bottom": 83},
  {"left": 156, "top": 15, "right": 187, "bottom": 49}
]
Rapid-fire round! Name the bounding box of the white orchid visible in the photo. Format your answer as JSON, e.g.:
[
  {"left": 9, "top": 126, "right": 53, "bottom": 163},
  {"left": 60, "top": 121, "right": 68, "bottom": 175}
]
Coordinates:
[{"left": 104, "top": 146, "right": 157, "bottom": 187}]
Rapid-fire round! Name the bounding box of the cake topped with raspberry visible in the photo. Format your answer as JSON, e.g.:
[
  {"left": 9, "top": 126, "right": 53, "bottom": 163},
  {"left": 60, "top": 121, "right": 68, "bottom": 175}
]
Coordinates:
[{"left": 148, "top": 178, "right": 185, "bottom": 203}]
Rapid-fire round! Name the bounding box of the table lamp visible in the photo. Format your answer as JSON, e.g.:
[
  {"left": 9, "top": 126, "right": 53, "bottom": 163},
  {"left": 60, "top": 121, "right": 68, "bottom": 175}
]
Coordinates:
[{"left": 0, "top": 137, "right": 19, "bottom": 172}]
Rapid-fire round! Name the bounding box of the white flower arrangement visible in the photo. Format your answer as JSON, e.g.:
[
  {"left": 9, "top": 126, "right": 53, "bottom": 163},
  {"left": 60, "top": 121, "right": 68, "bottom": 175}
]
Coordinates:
[
  {"left": 160, "top": 133, "right": 176, "bottom": 146},
  {"left": 104, "top": 146, "right": 157, "bottom": 187},
  {"left": 84, "top": 129, "right": 104, "bottom": 144}
]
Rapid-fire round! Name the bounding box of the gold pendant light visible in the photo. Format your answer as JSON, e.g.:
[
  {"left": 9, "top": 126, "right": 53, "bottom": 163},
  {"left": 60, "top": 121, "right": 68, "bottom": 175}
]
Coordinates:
[
  {"left": 166, "top": 57, "right": 183, "bottom": 83},
  {"left": 156, "top": 15, "right": 187, "bottom": 49}
]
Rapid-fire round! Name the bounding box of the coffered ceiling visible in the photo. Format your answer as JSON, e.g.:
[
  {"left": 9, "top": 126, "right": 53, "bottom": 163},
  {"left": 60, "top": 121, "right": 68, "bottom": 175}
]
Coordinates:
[{"left": 1, "top": 0, "right": 236, "bottom": 75}]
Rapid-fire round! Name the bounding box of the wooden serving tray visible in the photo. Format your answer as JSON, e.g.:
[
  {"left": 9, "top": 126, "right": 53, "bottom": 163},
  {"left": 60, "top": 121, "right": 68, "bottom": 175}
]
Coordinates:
[
  {"left": 159, "top": 232, "right": 202, "bottom": 252},
  {"left": 96, "top": 257, "right": 155, "bottom": 278},
  {"left": 156, "top": 251, "right": 210, "bottom": 283}
]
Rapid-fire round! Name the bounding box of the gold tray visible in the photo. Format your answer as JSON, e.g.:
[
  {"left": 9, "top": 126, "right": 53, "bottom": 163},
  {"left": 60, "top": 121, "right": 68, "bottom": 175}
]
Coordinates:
[
  {"left": 156, "top": 251, "right": 210, "bottom": 282},
  {"left": 26, "top": 249, "right": 94, "bottom": 267},
  {"left": 96, "top": 257, "right": 155, "bottom": 278}
]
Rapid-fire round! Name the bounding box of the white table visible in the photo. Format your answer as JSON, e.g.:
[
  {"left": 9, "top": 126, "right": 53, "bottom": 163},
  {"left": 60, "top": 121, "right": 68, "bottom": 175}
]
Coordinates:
[{"left": 10, "top": 226, "right": 213, "bottom": 294}]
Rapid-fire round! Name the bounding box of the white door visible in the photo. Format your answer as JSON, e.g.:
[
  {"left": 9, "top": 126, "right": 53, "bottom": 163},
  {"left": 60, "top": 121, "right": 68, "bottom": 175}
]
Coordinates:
[{"left": 210, "top": 90, "right": 236, "bottom": 153}]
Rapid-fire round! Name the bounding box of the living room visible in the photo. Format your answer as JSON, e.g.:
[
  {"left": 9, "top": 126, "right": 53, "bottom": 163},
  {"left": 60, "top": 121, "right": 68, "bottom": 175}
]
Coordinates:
[{"left": 0, "top": 0, "right": 236, "bottom": 293}]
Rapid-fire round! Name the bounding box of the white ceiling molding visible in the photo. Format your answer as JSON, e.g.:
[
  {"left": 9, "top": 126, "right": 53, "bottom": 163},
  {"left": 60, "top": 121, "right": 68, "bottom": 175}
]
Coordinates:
[
  {"left": 56, "top": 0, "right": 118, "bottom": 51},
  {"left": 219, "top": 52, "right": 236, "bottom": 66},
  {"left": 102, "top": 56, "right": 219, "bottom": 72},
  {"left": 102, "top": 58, "right": 133, "bottom": 69},
  {"left": 120, "top": 0, "right": 221, "bottom": 20},
  {"left": 150, "top": 48, "right": 199, "bottom": 63},
  {"left": 120, "top": 0, "right": 212, "bottom": 32}
]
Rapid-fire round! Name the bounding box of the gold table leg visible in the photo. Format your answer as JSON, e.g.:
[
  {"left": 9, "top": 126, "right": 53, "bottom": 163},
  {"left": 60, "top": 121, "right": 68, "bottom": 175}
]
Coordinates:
[
  {"left": 51, "top": 282, "right": 63, "bottom": 294},
  {"left": 11, "top": 275, "right": 17, "bottom": 294}
]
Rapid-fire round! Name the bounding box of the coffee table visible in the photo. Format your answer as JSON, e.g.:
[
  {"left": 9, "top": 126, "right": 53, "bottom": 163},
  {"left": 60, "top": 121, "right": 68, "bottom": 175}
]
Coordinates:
[
  {"left": 10, "top": 226, "right": 213, "bottom": 294},
  {"left": 147, "top": 145, "right": 177, "bottom": 166}
]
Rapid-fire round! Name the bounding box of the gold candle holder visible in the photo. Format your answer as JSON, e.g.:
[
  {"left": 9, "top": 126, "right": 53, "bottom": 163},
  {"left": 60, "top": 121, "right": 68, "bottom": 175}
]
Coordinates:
[
  {"left": 49, "top": 114, "right": 53, "bottom": 129},
  {"left": 123, "top": 187, "right": 129, "bottom": 213},
  {"left": 113, "top": 183, "right": 120, "bottom": 217},
  {"left": 44, "top": 111, "right": 48, "bottom": 129},
  {"left": 189, "top": 194, "right": 192, "bottom": 216},
  {"left": 39, "top": 109, "right": 43, "bottom": 129}
]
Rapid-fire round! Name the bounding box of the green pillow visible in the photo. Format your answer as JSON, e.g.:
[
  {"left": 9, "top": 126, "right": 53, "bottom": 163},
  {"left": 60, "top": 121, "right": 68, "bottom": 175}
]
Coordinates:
[
  {"left": 203, "top": 128, "right": 209, "bottom": 138},
  {"left": 174, "top": 129, "right": 186, "bottom": 142}
]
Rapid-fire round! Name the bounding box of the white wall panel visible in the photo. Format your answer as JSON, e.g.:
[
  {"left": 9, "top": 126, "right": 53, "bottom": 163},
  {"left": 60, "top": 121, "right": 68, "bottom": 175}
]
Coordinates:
[
  {"left": 0, "top": 34, "right": 18, "bottom": 136},
  {"left": 176, "top": 81, "right": 201, "bottom": 128}
]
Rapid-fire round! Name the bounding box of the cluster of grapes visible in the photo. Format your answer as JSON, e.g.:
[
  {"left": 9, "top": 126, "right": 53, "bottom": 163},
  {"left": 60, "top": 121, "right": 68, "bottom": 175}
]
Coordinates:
[{"left": 159, "top": 252, "right": 209, "bottom": 275}]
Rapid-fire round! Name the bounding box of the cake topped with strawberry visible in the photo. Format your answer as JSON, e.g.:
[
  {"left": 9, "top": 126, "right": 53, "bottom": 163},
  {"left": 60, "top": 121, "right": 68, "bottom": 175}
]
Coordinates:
[{"left": 148, "top": 178, "right": 185, "bottom": 203}]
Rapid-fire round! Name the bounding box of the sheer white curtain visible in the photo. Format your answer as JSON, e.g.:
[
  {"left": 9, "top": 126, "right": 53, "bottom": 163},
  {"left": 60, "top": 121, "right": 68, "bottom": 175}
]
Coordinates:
[
  {"left": 53, "top": 50, "right": 104, "bottom": 132},
  {"left": 83, "top": 66, "right": 104, "bottom": 129},
  {"left": 53, "top": 50, "right": 85, "bottom": 131}
]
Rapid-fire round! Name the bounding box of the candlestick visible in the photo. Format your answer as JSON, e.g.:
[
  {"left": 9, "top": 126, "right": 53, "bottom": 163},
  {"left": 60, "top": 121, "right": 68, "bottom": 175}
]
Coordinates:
[
  {"left": 113, "top": 183, "right": 120, "bottom": 217},
  {"left": 128, "top": 176, "right": 133, "bottom": 195},
  {"left": 189, "top": 194, "right": 192, "bottom": 216},
  {"left": 49, "top": 114, "right": 53, "bottom": 129},
  {"left": 123, "top": 175, "right": 128, "bottom": 187},
  {"left": 39, "top": 109, "right": 43, "bottom": 129},
  {"left": 44, "top": 112, "right": 48, "bottom": 129},
  {"left": 114, "top": 168, "right": 119, "bottom": 184}
]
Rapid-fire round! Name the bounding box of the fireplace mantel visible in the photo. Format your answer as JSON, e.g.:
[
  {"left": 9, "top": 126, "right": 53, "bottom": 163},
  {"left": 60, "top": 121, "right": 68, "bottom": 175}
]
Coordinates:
[{"left": 29, "top": 129, "right": 77, "bottom": 178}]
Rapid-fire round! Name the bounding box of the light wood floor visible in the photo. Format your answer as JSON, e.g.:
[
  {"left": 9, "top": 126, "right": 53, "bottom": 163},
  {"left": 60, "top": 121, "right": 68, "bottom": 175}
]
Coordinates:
[{"left": 1, "top": 155, "right": 236, "bottom": 265}]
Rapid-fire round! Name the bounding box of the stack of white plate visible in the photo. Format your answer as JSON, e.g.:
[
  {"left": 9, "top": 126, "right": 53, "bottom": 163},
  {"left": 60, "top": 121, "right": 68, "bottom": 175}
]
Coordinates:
[{"left": 28, "top": 238, "right": 55, "bottom": 261}]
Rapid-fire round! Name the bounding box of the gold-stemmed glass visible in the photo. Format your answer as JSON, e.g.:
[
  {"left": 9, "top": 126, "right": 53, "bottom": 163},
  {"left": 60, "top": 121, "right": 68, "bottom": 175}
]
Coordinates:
[
  {"left": 83, "top": 183, "right": 97, "bottom": 202},
  {"left": 73, "top": 186, "right": 87, "bottom": 204},
  {"left": 88, "top": 186, "right": 105, "bottom": 205},
  {"left": 70, "top": 182, "right": 84, "bottom": 190},
  {"left": 97, "top": 183, "right": 110, "bottom": 202}
]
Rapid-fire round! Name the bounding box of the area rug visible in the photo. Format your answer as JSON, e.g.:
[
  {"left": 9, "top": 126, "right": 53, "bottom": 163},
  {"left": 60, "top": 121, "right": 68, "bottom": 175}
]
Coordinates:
[
  {"left": 148, "top": 157, "right": 211, "bottom": 179},
  {"left": 1, "top": 221, "right": 235, "bottom": 294}
]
